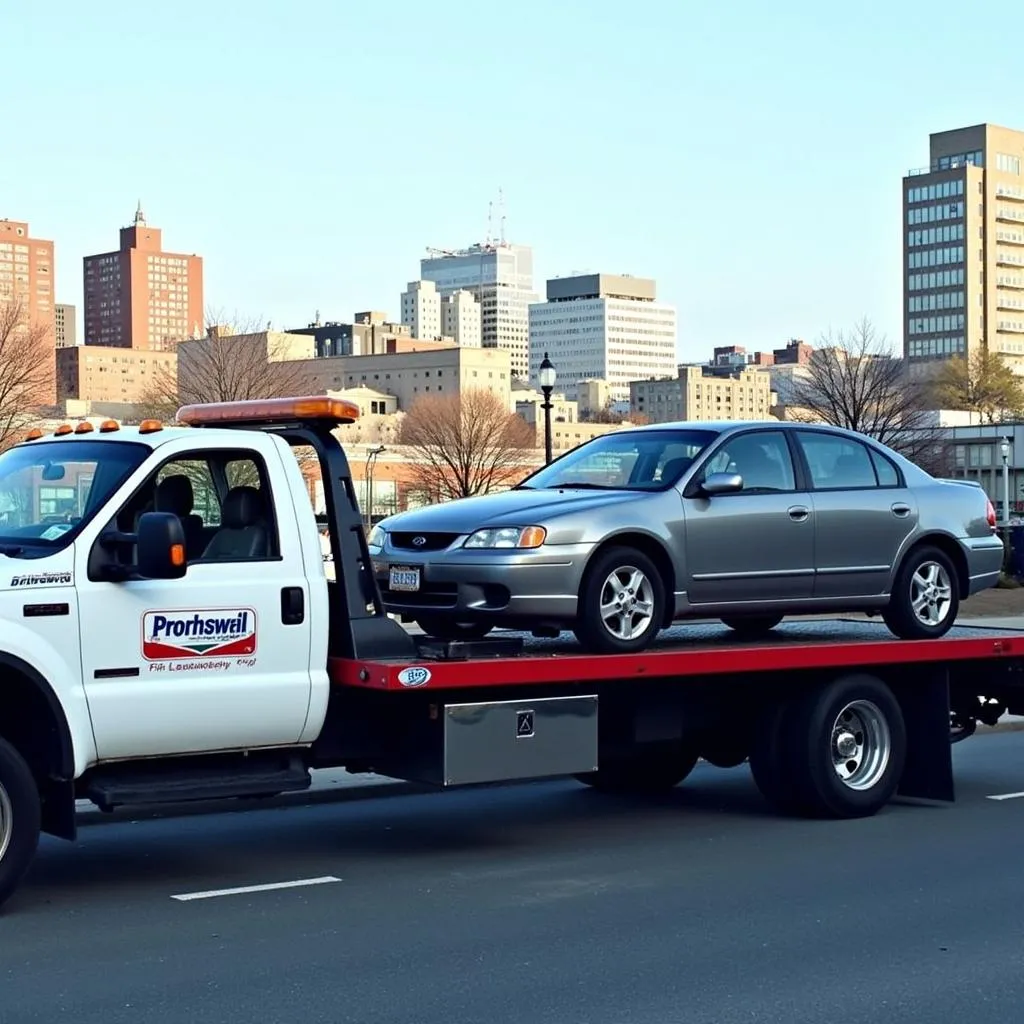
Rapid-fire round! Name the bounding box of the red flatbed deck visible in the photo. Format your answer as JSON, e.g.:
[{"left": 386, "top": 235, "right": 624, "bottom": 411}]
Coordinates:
[{"left": 329, "top": 619, "right": 1024, "bottom": 692}]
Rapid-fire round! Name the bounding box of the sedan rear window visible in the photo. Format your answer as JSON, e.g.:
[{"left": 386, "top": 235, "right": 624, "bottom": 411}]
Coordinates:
[{"left": 519, "top": 429, "right": 719, "bottom": 491}]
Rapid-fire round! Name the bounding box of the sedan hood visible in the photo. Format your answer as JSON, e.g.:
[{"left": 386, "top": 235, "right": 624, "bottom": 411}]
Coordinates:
[{"left": 381, "top": 488, "right": 642, "bottom": 533}]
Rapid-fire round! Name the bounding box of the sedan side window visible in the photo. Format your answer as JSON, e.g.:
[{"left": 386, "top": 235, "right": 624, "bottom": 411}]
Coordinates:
[
  {"left": 797, "top": 432, "right": 879, "bottom": 490},
  {"left": 703, "top": 431, "right": 796, "bottom": 493}
]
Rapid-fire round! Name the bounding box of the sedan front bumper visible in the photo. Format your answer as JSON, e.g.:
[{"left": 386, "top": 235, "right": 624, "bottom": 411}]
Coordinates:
[{"left": 370, "top": 542, "right": 594, "bottom": 624}]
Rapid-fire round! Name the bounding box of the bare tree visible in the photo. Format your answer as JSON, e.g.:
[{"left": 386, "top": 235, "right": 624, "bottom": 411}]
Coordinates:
[
  {"left": 0, "top": 299, "right": 57, "bottom": 450},
  {"left": 399, "top": 389, "right": 536, "bottom": 501},
  {"left": 790, "top": 318, "right": 944, "bottom": 470},
  {"left": 137, "top": 309, "right": 314, "bottom": 419}
]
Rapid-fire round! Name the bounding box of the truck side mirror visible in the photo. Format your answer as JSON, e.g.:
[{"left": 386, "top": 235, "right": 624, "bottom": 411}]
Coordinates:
[{"left": 136, "top": 512, "right": 187, "bottom": 580}]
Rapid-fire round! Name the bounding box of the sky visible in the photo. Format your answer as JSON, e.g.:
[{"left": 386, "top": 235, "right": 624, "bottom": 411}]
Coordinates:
[{"left": 5, "top": 0, "right": 1021, "bottom": 363}]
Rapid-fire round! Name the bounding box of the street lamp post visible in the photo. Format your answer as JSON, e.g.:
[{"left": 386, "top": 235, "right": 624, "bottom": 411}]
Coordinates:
[
  {"left": 538, "top": 352, "right": 556, "bottom": 466},
  {"left": 365, "top": 445, "right": 385, "bottom": 530},
  {"left": 1001, "top": 436, "right": 1011, "bottom": 527}
]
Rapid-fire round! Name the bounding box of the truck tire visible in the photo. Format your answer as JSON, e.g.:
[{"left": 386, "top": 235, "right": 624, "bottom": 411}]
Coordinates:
[
  {"left": 574, "top": 546, "right": 665, "bottom": 654},
  {"left": 414, "top": 617, "right": 493, "bottom": 641},
  {"left": 575, "top": 744, "right": 699, "bottom": 794},
  {"left": 720, "top": 614, "right": 784, "bottom": 637},
  {"left": 881, "top": 545, "right": 959, "bottom": 639},
  {"left": 0, "top": 737, "right": 41, "bottom": 911},
  {"left": 753, "top": 675, "right": 907, "bottom": 819}
]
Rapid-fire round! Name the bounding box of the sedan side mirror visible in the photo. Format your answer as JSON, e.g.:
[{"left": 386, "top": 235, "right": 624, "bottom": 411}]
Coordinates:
[
  {"left": 137, "top": 511, "right": 187, "bottom": 579},
  {"left": 701, "top": 472, "right": 744, "bottom": 496}
]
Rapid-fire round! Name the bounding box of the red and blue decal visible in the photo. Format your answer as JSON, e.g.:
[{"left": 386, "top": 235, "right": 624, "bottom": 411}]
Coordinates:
[{"left": 142, "top": 608, "right": 257, "bottom": 661}]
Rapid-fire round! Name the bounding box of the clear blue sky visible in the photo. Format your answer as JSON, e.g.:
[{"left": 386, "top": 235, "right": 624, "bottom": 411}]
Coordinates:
[{"left": 6, "top": 0, "right": 1020, "bottom": 361}]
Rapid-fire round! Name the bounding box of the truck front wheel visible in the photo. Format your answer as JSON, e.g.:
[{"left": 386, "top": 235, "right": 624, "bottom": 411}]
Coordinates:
[
  {"left": 751, "top": 675, "right": 907, "bottom": 819},
  {"left": 0, "top": 737, "right": 41, "bottom": 911}
]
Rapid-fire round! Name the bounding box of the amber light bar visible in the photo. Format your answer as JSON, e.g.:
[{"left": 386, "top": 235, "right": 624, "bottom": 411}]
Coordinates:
[{"left": 176, "top": 396, "right": 361, "bottom": 427}]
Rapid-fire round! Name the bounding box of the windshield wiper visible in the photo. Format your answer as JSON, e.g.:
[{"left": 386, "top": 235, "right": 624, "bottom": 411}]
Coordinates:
[{"left": 548, "top": 481, "right": 613, "bottom": 490}]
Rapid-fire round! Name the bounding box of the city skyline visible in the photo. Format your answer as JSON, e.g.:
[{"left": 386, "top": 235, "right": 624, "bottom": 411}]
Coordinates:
[{"left": 7, "top": 3, "right": 1022, "bottom": 363}]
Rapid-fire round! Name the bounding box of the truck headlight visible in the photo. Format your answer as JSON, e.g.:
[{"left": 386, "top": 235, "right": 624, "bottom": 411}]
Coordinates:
[{"left": 463, "top": 526, "right": 546, "bottom": 549}]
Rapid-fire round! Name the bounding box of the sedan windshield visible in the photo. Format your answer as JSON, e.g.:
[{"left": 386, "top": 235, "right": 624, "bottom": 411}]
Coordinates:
[
  {"left": 520, "top": 429, "right": 719, "bottom": 491},
  {"left": 0, "top": 439, "right": 150, "bottom": 555}
]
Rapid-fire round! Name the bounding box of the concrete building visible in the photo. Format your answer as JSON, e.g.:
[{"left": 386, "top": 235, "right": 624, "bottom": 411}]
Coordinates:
[
  {"left": 420, "top": 241, "right": 537, "bottom": 379},
  {"left": 630, "top": 365, "right": 774, "bottom": 423},
  {"left": 441, "top": 290, "right": 482, "bottom": 347},
  {"left": 0, "top": 219, "right": 56, "bottom": 404},
  {"left": 55, "top": 303, "right": 77, "bottom": 348},
  {"left": 287, "top": 312, "right": 455, "bottom": 358},
  {"left": 399, "top": 280, "right": 444, "bottom": 341},
  {"left": 297, "top": 345, "right": 513, "bottom": 410},
  {"left": 528, "top": 273, "right": 676, "bottom": 404},
  {"left": 903, "top": 123, "right": 1024, "bottom": 370},
  {"left": 56, "top": 345, "right": 177, "bottom": 405},
  {"left": 83, "top": 203, "right": 203, "bottom": 350}
]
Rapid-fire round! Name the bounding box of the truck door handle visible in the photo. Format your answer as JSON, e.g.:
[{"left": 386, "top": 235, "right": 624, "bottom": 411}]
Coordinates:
[
  {"left": 787, "top": 505, "right": 810, "bottom": 522},
  {"left": 281, "top": 587, "right": 305, "bottom": 625},
  {"left": 891, "top": 503, "right": 911, "bottom": 518}
]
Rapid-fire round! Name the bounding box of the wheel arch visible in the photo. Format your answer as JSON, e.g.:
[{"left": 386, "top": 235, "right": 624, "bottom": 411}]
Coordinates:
[
  {"left": 897, "top": 533, "right": 969, "bottom": 600},
  {"left": 0, "top": 652, "right": 75, "bottom": 783},
  {"left": 584, "top": 531, "right": 677, "bottom": 626}
]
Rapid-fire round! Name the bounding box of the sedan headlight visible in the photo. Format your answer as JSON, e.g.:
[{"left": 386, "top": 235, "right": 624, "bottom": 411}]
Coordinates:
[
  {"left": 368, "top": 525, "right": 385, "bottom": 548},
  {"left": 463, "top": 526, "right": 547, "bottom": 550}
]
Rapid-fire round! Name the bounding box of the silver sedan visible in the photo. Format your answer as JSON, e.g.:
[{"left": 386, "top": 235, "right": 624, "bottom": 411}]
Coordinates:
[{"left": 368, "top": 421, "right": 1004, "bottom": 653}]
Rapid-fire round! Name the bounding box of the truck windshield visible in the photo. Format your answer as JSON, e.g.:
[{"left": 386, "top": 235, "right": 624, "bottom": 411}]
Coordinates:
[{"left": 0, "top": 439, "right": 150, "bottom": 555}]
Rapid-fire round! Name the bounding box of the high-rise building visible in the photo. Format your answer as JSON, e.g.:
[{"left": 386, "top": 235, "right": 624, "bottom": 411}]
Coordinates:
[
  {"left": 420, "top": 242, "right": 537, "bottom": 378},
  {"left": 528, "top": 273, "right": 677, "bottom": 402},
  {"left": 0, "top": 219, "right": 56, "bottom": 403},
  {"left": 441, "top": 290, "right": 481, "bottom": 347},
  {"left": 400, "top": 280, "right": 444, "bottom": 340},
  {"left": 83, "top": 203, "right": 203, "bottom": 351},
  {"left": 55, "top": 303, "right": 77, "bottom": 348},
  {"left": 399, "top": 279, "right": 482, "bottom": 347},
  {"left": 903, "top": 123, "right": 1024, "bottom": 371}
]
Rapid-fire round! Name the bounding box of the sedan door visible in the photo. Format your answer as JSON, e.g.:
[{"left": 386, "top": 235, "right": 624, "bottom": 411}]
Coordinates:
[
  {"left": 683, "top": 429, "right": 815, "bottom": 606},
  {"left": 792, "top": 430, "right": 919, "bottom": 598}
]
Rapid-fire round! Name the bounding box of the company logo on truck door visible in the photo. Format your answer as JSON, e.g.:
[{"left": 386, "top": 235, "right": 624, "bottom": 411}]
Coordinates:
[{"left": 142, "top": 608, "right": 257, "bottom": 660}]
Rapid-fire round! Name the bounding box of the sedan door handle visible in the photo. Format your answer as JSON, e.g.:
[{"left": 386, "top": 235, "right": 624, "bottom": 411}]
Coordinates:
[
  {"left": 787, "top": 505, "right": 810, "bottom": 522},
  {"left": 891, "top": 503, "right": 911, "bottom": 518}
]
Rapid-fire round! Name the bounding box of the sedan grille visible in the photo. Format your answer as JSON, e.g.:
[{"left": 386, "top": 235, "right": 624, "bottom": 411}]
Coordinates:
[{"left": 390, "top": 532, "right": 460, "bottom": 552}]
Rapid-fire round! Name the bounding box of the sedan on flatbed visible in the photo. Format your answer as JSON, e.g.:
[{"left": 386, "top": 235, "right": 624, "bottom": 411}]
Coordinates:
[{"left": 368, "top": 421, "right": 1004, "bottom": 653}]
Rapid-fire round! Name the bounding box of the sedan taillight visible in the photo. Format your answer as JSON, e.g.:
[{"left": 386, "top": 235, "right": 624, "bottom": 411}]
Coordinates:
[{"left": 986, "top": 498, "right": 998, "bottom": 531}]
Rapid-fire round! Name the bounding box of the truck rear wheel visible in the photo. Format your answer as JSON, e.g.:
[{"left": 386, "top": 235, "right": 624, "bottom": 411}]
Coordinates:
[
  {"left": 0, "top": 737, "right": 41, "bottom": 911},
  {"left": 575, "top": 744, "right": 699, "bottom": 794},
  {"left": 751, "top": 675, "right": 906, "bottom": 819}
]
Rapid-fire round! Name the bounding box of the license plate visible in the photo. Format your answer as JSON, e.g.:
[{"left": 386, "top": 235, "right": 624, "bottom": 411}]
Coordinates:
[{"left": 389, "top": 566, "right": 421, "bottom": 592}]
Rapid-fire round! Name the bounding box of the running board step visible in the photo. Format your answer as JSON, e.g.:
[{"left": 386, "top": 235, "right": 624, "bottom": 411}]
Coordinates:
[{"left": 83, "top": 753, "right": 311, "bottom": 811}]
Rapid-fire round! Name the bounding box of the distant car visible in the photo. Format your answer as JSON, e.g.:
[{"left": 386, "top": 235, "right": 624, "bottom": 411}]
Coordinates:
[{"left": 368, "top": 421, "right": 1004, "bottom": 653}]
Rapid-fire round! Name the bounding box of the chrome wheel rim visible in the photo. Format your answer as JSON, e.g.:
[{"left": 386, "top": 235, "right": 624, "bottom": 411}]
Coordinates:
[
  {"left": 599, "top": 565, "right": 655, "bottom": 641},
  {"left": 910, "top": 561, "right": 953, "bottom": 627},
  {"left": 831, "top": 699, "right": 891, "bottom": 791},
  {"left": 0, "top": 782, "right": 12, "bottom": 863}
]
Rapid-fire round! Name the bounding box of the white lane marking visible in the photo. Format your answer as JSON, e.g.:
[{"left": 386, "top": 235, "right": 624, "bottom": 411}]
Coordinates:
[
  {"left": 171, "top": 875, "right": 341, "bottom": 901},
  {"left": 986, "top": 791, "right": 1024, "bottom": 801}
]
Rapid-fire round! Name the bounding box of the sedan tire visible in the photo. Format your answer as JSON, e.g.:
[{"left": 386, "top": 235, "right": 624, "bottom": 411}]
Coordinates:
[
  {"left": 574, "top": 545, "right": 666, "bottom": 654},
  {"left": 881, "top": 545, "right": 959, "bottom": 640}
]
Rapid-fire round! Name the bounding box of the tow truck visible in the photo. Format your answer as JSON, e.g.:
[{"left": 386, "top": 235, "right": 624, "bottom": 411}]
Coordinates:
[{"left": 0, "top": 395, "right": 1021, "bottom": 912}]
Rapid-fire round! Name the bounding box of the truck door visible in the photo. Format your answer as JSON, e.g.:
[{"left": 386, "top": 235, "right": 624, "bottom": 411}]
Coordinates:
[{"left": 76, "top": 441, "right": 315, "bottom": 762}]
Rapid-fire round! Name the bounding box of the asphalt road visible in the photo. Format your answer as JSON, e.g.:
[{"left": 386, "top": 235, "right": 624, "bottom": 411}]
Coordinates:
[{"left": 5, "top": 734, "right": 1024, "bottom": 1024}]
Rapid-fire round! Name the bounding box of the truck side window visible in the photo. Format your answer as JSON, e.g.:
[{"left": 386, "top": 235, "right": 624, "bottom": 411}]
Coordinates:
[{"left": 105, "top": 449, "right": 280, "bottom": 565}]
